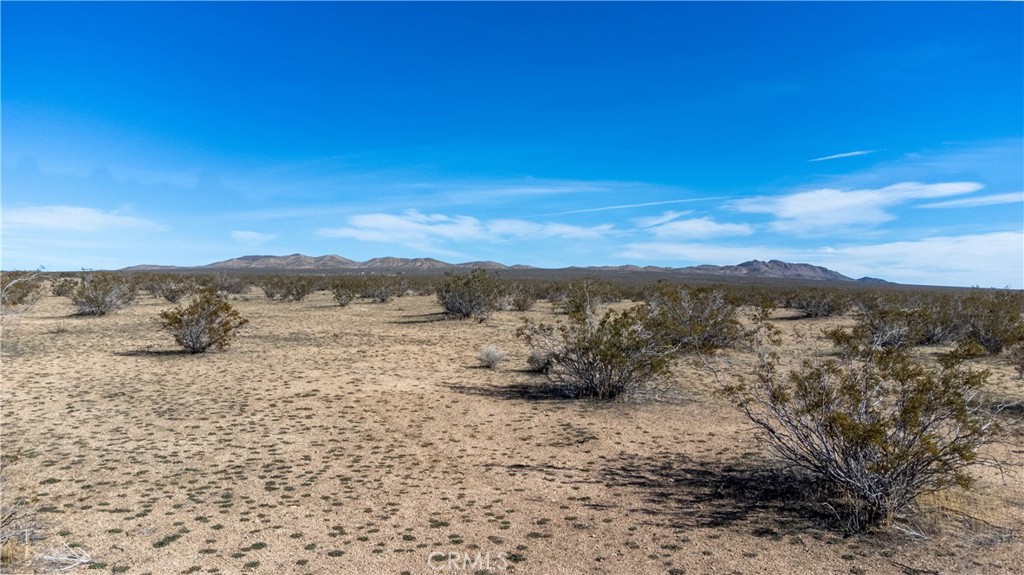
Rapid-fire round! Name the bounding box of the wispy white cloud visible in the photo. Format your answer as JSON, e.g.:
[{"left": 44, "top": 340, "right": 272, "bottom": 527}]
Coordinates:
[
  {"left": 730, "top": 181, "right": 982, "bottom": 234},
  {"left": 809, "top": 150, "right": 876, "bottom": 162},
  {"left": 817, "top": 139, "right": 1022, "bottom": 191},
  {"left": 918, "top": 191, "right": 1023, "bottom": 209},
  {"left": 231, "top": 230, "right": 277, "bottom": 245},
  {"left": 2, "top": 205, "right": 166, "bottom": 232},
  {"left": 486, "top": 219, "right": 614, "bottom": 240},
  {"left": 641, "top": 215, "right": 754, "bottom": 239},
  {"left": 811, "top": 231, "right": 1023, "bottom": 288},
  {"left": 616, "top": 242, "right": 784, "bottom": 265},
  {"left": 434, "top": 178, "right": 671, "bottom": 207},
  {"left": 536, "top": 197, "right": 731, "bottom": 217},
  {"left": 631, "top": 211, "right": 692, "bottom": 228},
  {"left": 318, "top": 210, "right": 615, "bottom": 250}
]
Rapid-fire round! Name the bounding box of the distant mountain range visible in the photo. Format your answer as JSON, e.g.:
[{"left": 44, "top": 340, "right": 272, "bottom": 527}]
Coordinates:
[{"left": 123, "top": 254, "right": 888, "bottom": 283}]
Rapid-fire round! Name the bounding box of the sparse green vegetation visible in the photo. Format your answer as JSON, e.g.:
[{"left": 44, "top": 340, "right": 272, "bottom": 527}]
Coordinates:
[
  {"left": 518, "top": 303, "right": 673, "bottom": 399},
  {"left": 160, "top": 289, "right": 249, "bottom": 353},
  {"left": 730, "top": 315, "right": 1006, "bottom": 531},
  {"left": 69, "top": 272, "right": 136, "bottom": 315},
  {"left": 435, "top": 269, "right": 501, "bottom": 321}
]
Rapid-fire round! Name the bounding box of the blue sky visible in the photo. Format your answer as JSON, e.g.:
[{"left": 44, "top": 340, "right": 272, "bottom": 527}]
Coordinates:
[{"left": 2, "top": 2, "right": 1022, "bottom": 287}]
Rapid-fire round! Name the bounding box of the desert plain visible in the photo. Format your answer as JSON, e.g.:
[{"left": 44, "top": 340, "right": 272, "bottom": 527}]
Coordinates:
[{"left": 2, "top": 285, "right": 1022, "bottom": 575}]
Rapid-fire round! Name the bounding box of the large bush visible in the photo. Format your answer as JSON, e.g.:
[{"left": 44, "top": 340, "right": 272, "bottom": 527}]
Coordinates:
[
  {"left": 518, "top": 305, "right": 673, "bottom": 400},
  {"left": 557, "top": 278, "right": 612, "bottom": 319},
  {"left": 331, "top": 282, "right": 357, "bottom": 307},
  {"left": 647, "top": 285, "right": 741, "bottom": 353},
  {"left": 146, "top": 275, "right": 197, "bottom": 303},
  {"left": 853, "top": 290, "right": 1024, "bottom": 353},
  {"left": 70, "top": 272, "right": 136, "bottom": 315},
  {"left": 958, "top": 290, "right": 1024, "bottom": 354},
  {"left": 786, "top": 288, "right": 851, "bottom": 319},
  {"left": 259, "top": 276, "right": 318, "bottom": 302},
  {"left": 207, "top": 272, "right": 250, "bottom": 296},
  {"left": 497, "top": 281, "right": 538, "bottom": 312},
  {"left": 160, "top": 289, "right": 248, "bottom": 353},
  {"left": 435, "top": 269, "right": 501, "bottom": 321},
  {"left": 0, "top": 271, "right": 42, "bottom": 308},
  {"left": 731, "top": 320, "right": 1003, "bottom": 531},
  {"left": 359, "top": 275, "right": 404, "bottom": 303}
]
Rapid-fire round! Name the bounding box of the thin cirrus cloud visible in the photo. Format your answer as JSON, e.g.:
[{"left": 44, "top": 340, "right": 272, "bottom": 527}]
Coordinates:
[
  {"left": 2, "top": 205, "right": 166, "bottom": 232},
  {"left": 918, "top": 191, "right": 1023, "bottom": 209},
  {"left": 729, "top": 181, "right": 983, "bottom": 233},
  {"left": 535, "top": 197, "right": 733, "bottom": 217},
  {"left": 637, "top": 213, "right": 755, "bottom": 239},
  {"left": 809, "top": 150, "right": 876, "bottom": 162},
  {"left": 318, "top": 210, "right": 615, "bottom": 247},
  {"left": 230, "top": 230, "right": 278, "bottom": 245}
]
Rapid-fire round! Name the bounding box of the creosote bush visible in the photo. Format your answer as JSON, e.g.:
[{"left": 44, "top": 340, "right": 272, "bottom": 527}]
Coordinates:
[
  {"left": 331, "top": 283, "right": 356, "bottom": 307},
  {"left": 518, "top": 304, "right": 673, "bottom": 400},
  {"left": 1, "top": 271, "right": 43, "bottom": 308},
  {"left": 160, "top": 289, "right": 248, "bottom": 353},
  {"left": 208, "top": 273, "right": 250, "bottom": 296},
  {"left": 557, "top": 278, "right": 612, "bottom": 320},
  {"left": 786, "top": 288, "right": 851, "bottom": 319},
  {"left": 361, "top": 276, "right": 404, "bottom": 303},
  {"left": 853, "top": 290, "right": 1024, "bottom": 354},
  {"left": 647, "top": 284, "right": 741, "bottom": 353},
  {"left": 498, "top": 281, "right": 538, "bottom": 312},
  {"left": 70, "top": 272, "right": 136, "bottom": 316},
  {"left": 259, "top": 276, "right": 318, "bottom": 302},
  {"left": 435, "top": 269, "right": 500, "bottom": 321},
  {"left": 1008, "top": 343, "right": 1024, "bottom": 379},
  {"left": 148, "top": 276, "right": 197, "bottom": 303},
  {"left": 730, "top": 316, "right": 1003, "bottom": 532},
  {"left": 50, "top": 277, "right": 78, "bottom": 298}
]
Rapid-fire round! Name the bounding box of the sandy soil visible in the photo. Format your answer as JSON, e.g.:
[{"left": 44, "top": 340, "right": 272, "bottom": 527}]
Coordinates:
[{"left": 2, "top": 290, "right": 1022, "bottom": 575}]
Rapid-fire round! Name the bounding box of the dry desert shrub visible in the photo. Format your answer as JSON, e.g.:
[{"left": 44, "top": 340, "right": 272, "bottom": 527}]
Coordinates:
[
  {"left": 477, "top": 346, "right": 507, "bottom": 369},
  {"left": 1007, "top": 343, "right": 1024, "bottom": 379},
  {"left": 160, "top": 288, "right": 249, "bottom": 353},
  {"left": 359, "top": 275, "right": 404, "bottom": 303},
  {"left": 69, "top": 272, "right": 136, "bottom": 316},
  {"left": 786, "top": 287, "right": 851, "bottom": 319},
  {"left": 557, "top": 278, "right": 612, "bottom": 319},
  {"left": 259, "top": 275, "right": 319, "bottom": 302},
  {"left": 0, "top": 472, "right": 41, "bottom": 569},
  {"left": 497, "top": 281, "right": 538, "bottom": 312},
  {"left": 729, "top": 316, "right": 1006, "bottom": 532},
  {"left": 207, "top": 272, "right": 250, "bottom": 295},
  {"left": 331, "top": 283, "right": 356, "bottom": 307},
  {"left": 435, "top": 269, "right": 501, "bottom": 321},
  {"left": 0, "top": 271, "right": 43, "bottom": 309},
  {"left": 149, "top": 276, "right": 198, "bottom": 303},
  {"left": 518, "top": 304, "right": 673, "bottom": 400},
  {"left": 49, "top": 276, "right": 78, "bottom": 298},
  {"left": 958, "top": 290, "right": 1024, "bottom": 354},
  {"left": 525, "top": 349, "right": 555, "bottom": 374},
  {"left": 854, "top": 290, "right": 1024, "bottom": 354},
  {"left": 646, "top": 284, "right": 741, "bottom": 353}
]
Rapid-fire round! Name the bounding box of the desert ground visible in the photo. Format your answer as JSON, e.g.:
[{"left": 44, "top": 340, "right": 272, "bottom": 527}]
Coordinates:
[{"left": 2, "top": 287, "right": 1022, "bottom": 574}]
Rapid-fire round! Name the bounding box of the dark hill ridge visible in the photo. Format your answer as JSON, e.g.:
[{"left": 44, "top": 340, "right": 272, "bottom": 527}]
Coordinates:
[
  {"left": 691, "top": 259, "right": 852, "bottom": 281},
  {"left": 123, "top": 254, "right": 882, "bottom": 283},
  {"left": 204, "top": 254, "right": 358, "bottom": 269}
]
